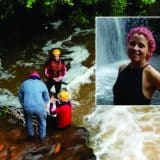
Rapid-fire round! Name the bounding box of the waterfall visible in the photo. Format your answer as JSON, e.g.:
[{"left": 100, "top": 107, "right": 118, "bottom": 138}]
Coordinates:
[
  {"left": 96, "top": 17, "right": 127, "bottom": 67},
  {"left": 96, "top": 17, "right": 128, "bottom": 105}
]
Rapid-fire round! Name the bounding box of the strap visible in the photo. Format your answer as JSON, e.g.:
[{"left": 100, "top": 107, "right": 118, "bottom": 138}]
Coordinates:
[{"left": 142, "top": 63, "right": 149, "bottom": 69}]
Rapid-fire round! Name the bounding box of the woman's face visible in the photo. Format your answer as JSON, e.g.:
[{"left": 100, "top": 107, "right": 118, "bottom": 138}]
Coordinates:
[
  {"left": 54, "top": 54, "right": 60, "bottom": 61},
  {"left": 127, "top": 33, "right": 150, "bottom": 63}
]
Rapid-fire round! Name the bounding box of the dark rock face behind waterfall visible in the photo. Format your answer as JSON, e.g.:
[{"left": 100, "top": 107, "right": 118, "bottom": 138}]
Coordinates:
[{"left": 0, "top": 116, "right": 96, "bottom": 160}]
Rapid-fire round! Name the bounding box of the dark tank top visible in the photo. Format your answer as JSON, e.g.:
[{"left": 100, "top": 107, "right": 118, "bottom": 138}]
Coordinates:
[{"left": 113, "top": 64, "right": 151, "bottom": 105}]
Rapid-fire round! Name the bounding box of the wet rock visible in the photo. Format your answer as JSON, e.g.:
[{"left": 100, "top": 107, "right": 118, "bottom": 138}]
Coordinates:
[
  {"left": 73, "top": 127, "right": 90, "bottom": 143},
  {"left": 0, "top": 117, "right": 96, "bottom": 160},
  {"left": 23, "top": 154, "right": 43, "bottom": 160},
  {"left": 9, "top": 149, "right": 17, "bottom": 160},
  {"left": 10, "top": 130, "right": 21, "bottom": 141},
  {"left": 7, "top": 118, "right": 18, "bottom": 125},
  {"left": 49, "top": 143, "right": 61, "bottom": 154},
  {"left": 0, "top": 150, "right": 8, "bottom": 159},
  {"left": 22, "top": 146, "right": 49, "bottom": 160},
  {"left": 0, "top": 144, "right": 5, "bottom": 152},
  {"left": 25, "top": 146, "right": 50, "bottom": 154},
  {"left": 49, "top": 126, "right": 96, "bottom": 160}
]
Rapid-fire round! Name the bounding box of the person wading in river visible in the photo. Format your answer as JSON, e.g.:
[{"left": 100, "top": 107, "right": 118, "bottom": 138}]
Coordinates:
[
  {"left": 44, "top": 48, "right": 67, "bottom": 96},
  {"left": 113, "top": 26, "right": 160, "bottom": 105},
  {"left": 19, "top": 71, "right": 49, "bottom": 140}
]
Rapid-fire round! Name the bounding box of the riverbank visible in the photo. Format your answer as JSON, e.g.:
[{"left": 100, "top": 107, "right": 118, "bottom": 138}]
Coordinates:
[
  {"left": 0, "top": 115, "right": 96, "bottom": 160},
  {"left": 0, "top": 19, "right": 95, "bottom": 159}
]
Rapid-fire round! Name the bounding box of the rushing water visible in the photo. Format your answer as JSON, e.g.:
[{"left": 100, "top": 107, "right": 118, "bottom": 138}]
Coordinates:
[
  {"left": 91, "top": 17, "right": 160, "bottom": 160},
  {"left": 0, "top": 22, "right": 96, "bottom": 159},
  {"left": 0, "top": 22, "right": 95, "bottom": 125},
  {"left": 85, "top": 105, "right": 160, "bottom": 160},
  {"left": 1, "top": 18, "right": 160, "bottom": 160},
  {"left": 96, "top": 17, "right": 160, "bottom": 105}
]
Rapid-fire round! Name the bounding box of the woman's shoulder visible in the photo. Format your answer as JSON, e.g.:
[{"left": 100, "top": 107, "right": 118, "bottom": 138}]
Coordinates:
[
  {"left": 144, "top": 65, "right": 159, "bottom": 76},
  {"left": 144, "top": 65, "right": 160, "bottom": 89},
  {"left": 118, "top": 64, "right": 128, "bottom": 73}
]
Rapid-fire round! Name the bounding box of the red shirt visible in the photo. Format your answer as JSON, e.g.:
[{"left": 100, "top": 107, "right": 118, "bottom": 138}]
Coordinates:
[
  {"left": 44, "top": 59, "right": 66, "bottom": 79},
  {"left": 56, "top": 102, "right": 72, "bottom": 128}
]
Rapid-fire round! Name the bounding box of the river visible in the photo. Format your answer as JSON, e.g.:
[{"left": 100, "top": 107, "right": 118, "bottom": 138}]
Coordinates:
[
  {"left": 84, "top": 17, "right": 160, "bottom": 160},
  {"left": 0, "top": 22, "right": 95, "bottom": 121},
  {"left": 1, "top": 18, "right": 160, "bottom": 160},
  {"left": 85, "top": 105, "right": 160, "bottom": 160},
  {"left": 0, "top": 20, "right": 95, "bottom": 144}
]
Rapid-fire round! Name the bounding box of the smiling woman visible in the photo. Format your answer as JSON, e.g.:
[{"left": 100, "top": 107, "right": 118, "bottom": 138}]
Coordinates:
[{"left": 113, "top": 26, "right": 160, "bottom": 105}]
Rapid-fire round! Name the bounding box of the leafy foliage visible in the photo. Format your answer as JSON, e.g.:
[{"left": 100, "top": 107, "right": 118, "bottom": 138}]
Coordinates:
[
  {"left": 25, "top": 0, "right": 74, "bottom": 8},
  {"left": 80, "top": 0, "right": 98, "bottom": 5},
  {"left": 142, "top": 0, "right": 155, "bottom": 5},
  {"left": 0, "top": 0, "right": 15, "bottom": 21},
  {"left": 26, "top": 0, "right": 36, "bottom": 8},
  {"left": 111, "top": 0, "right": 127, "bottom": 16},
  {"left": 0, "top": 106, "right": 9, "bottom": 119},
  {"left": 137, "top": 0, "right": 156, "bottom": 15},
  {"left": 69, "top": 9, "right": 90, "bottom": 26},
  {"left": 0, "top": 0, "right": 158, "bottom": 26}
]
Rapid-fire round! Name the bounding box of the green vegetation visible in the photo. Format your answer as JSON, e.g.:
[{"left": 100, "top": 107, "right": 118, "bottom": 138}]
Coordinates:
[
  {"left": 111, "top": 0, "right": 127, "bottom": 16},
  {"left": 69, "top": 9, "right": 91, "bottom": 26},
  {"left": 0, "top": 106, "right": 9, "bottom": 119},
  {"left": 26, "top": 0, "right": 36, "bottom": 8},
  {"left": 142, "top": 0, "right": 155, "bottom": 5},
  {"left": 0, "top": 0, "right": 158, "bottom": 27},
  {"left": 138, "top": 0, "right": 156, "bottom": 15}
]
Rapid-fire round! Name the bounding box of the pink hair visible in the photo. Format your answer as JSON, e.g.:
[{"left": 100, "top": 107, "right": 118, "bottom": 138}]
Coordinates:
[{"left": 127, "top": 26, "right": 156, "bottom": 61}]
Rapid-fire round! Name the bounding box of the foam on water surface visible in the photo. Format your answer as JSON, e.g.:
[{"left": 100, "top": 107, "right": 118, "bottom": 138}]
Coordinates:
[
  {"left": 85, "top": 106, "right": 160, "bottom": 160},
  {"left": 0, "top": 27, "right": 94, "bottom": 108}
]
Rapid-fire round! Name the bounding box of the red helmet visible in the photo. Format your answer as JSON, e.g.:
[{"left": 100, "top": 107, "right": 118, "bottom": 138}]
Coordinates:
[{"left": 30, "top": 71, "right": 40, "bottom": 78}]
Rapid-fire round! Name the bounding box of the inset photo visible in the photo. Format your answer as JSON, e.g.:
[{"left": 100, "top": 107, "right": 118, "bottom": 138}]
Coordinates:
[{"left": 96, "top": 17, "right": 160, "bottom": 105}]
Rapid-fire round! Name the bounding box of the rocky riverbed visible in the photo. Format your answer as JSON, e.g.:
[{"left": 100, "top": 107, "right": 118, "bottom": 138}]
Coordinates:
[{"left": 0, "top": 115, "right": 96, "bottom": 160}]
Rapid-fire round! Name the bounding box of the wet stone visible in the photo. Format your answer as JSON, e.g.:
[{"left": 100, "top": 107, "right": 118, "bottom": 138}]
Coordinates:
[
  {"left": 73, "top": 127, "right": 90, "bottom": 142},
  {"left": 0, "top": 117, "right": 96, "bottom": 160},
  {"left": 0, "top": 144, "right": 5, "bottom": 152},
  {"left": 0, "top": 150, "right": 8, "bottom": 159},
  {"left": 23, "top": 154, "right": 43, "bottom": 160}
]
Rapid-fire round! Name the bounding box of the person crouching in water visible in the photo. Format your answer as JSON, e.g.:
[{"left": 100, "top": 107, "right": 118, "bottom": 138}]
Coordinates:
[
  {"left": 44, "top": 48, "right": 67, "bottom": 95},
  {"left": 49, "top": 90, "right": 72, "bottom": 129}
]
